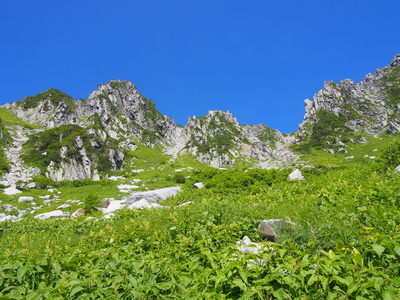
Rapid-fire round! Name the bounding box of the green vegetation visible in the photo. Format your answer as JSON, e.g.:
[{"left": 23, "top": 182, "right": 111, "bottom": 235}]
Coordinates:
[
  {"left": 1, "top": 160, "right": 400, "bottom": 298},
  {"left": 83, "top": 193, "right": 100, "bottom": 214},
  {"left": 294, "top": 109, "right": 361, "bottom": 153},
  {"left": 20, "top": 88, "right": 75, "bottom": 112},
  {"left": 109, "top": 80, "right": 126, "bottom": 90},
  {"left": 0, "top": 108, "right": 40, "bottom": 129}
]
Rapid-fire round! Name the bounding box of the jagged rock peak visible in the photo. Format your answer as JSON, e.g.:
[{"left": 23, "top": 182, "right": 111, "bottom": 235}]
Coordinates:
[
  {"left": 88, "top": 80, "right": 140, "bottom": 100},
  {"left": 187, "top": 110, "right": 239, "bottom": 127},
  {"left": 389, "top": 54, "right": 400, "bottom": 67},
  {"left": 296, "top": 54, "right": 400, "bottom": 146}
]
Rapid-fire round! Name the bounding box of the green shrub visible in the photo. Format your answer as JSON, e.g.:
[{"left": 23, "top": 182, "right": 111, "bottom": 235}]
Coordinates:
[
  {"left": 33, "top": 175, "right": 57, "bottom": 189},
  {"left": 373, "top": 141, "right": 400, "bottom": 171},
  {"left": 83, "top": 193, "right": 100, "bottom": 214},
  {"left": 172, "top": 173, "right": 186, "bottom": 184}
]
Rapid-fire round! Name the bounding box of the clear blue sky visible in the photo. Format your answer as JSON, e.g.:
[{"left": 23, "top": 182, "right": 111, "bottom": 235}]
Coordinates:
[{"left": 1, "top": 1, "right": 399, "bottom": 133}]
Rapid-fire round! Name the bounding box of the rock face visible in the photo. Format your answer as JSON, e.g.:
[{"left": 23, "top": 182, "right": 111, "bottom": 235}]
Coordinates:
[{"left": 296, "top": 54, "right": 400, "bottom": 147}]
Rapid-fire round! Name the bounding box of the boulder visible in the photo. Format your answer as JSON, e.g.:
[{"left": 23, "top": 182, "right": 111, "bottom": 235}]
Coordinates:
[
  {"left": 128, "top": 199, "right": 151, "bottom": 209},
  {"left": 0, "top": 204, "right": 17, "bottom": 212},
  {"left": 338, "top": 148, "right": 348, "bottom": 154},
  {"left": 288, "top": 169, "right": 305, "bottom": 181},
  {"left": 25, "top": 182, "right": 36, "bottom": 189},
  {"left": 192, "top": 182, "right": 204, "bottom": 189},
  {"left": 57, "top": 204, "right": 72, "bottom": 209},
  {"left": 123, "top": 187, "right": 182, "bottom": 205},
  {"left": 101, "top": 200, "right": 126, "bottom": 214},
  {"left": 18, "top": 196, "right": 34, "bottom": 203},
  {"left": 394, "top": 165, "right": 400, "bottom": 174},
  {"left": 257, "top": 219, "right": 297, "bottom": 241},
  {"left": 34, "top": 210, "right": 69, "bottom": 220},
  {"left": 236, "top": 236, "right": 262, "bottom": 254},
  {"left": 71, "top": 208, "right": 85, "bottom": 218},
  {"left": 99, "top": 198, "right": 111, "bottom": 208},
  {"left": 4, "top": 186, "right": 22, "bottom": 195},
  {"left": 0, "top": 214, "right": 19, "bottom": 223},
  {"left": 257, "top": 221, "right": 277, "bottom": 240}
]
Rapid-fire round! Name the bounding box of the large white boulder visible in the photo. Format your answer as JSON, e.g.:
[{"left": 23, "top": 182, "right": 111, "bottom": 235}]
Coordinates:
[
  {"left": 288, "top": 169, "right": 305, "bottom": 180},
  {"left": 18, "top": 196, "right": 34, "bottom": 203},
  {"left": 34, "top": 210, "right": 69, "bottom": 220},
  {"left": 123, "top": 187, "right": 182, "bottom": 205},
  {"left": 4, "top": 186, "right": 22, "bottom": 195},
  {"left": 101, "top": 200, "right": 126, "bottom": 214}
]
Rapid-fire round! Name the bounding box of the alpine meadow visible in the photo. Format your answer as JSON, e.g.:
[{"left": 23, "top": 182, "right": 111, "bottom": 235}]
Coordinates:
[{"left": 1, "top": 55, "right": 400, "bottom": 299}]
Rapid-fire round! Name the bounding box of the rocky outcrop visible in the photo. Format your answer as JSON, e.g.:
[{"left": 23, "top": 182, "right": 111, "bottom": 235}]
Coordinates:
[{"left": 296, "top": 54, "right": 400, "bottom": 145}]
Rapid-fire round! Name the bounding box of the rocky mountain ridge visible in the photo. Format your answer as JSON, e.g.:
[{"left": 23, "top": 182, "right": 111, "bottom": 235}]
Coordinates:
[
  {"left": 1, "top": 54, "right": 399, "bottom": 182},
  {"left": 295, "top": 54, "right": 400, "bottom": 153}
]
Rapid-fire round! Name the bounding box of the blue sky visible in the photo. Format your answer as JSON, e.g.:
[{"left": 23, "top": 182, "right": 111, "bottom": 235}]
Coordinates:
[{"left": 0, "top": 1, "right": 399, "bottom": 133}]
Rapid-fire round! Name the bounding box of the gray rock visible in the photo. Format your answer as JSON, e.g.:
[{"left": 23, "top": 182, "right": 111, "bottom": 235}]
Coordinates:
[
  {"left": 4, "top": 186, "right": 22, "bottom": 195},
  {"left": 257, "top": 219, "right": 297, "bottom": 241},
  {"left": 123, "top": 187, "right": 182, "bottom": 205},
  {"left": 288, "top": 169, "right": 305, "bottom": 181},
  {"left": 34, "top": 210, "right": 69, "bottom": 220},
  {"left": 394, "top": 165, "right": 400, "bottom": 174},
  {"left": 18, "top": 196, "right": 34, "bottom": 203},
  {"left": 0, "top": 214, "right": 19, "bottom": 223},
  {"left": 0, "top": 204, "right": 17, "bottom": 212},
  {"left": 257, "top": 220, "right": 277, "bottom": 240},
  {"left": 99, "top": 198, "right": 111, "bottom": 208},
  {"left": 25, "top": 182, "right": 36, "bottom": 189},
  {"left": 236, "top": 236, "right": 263, "bottom": 254},
  {"left": 128, "top": 199, "right": 151, "bottom": 209},
  {"left": 192, "top": 182, "right": 204, "bottom": 189},
  {"left": 324, "top": 148, "right": 335, "bottom": 154},
  {"left": 338, "top": 148, "right": 348, "bottom": 154},
  {"left": 57, "top": 204, "right": 72, "bottom": 209},
  {"left": 71, "top": 208, "right": 85, "bottom": 218}
]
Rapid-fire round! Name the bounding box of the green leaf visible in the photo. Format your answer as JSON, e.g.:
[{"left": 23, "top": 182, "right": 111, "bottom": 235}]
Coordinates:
[
  {"left": 128, "top": 275, "right": 137, "bottom": 288},
  {"left": 382, "top": 290, "right": 397, "bottom": 300},
  {"left": 53, "top": 263, "right": 61, "bottom": 278},
  {"left": 372, "top": 244, "right": 385, "bottom": 257},
  {"left": 393, "top": 246, "right": 400, "bottom": 257},
  {"left": 17, "top": 266, "right": 27, "bottom": 283},
  {"left": 347, "top": 283, "right": 359, "bottom": 294},
  {"left": 70, "top": 286, "right": 85, "bottom": 297},
  {"left": 271, "top": 288, "right": 287, "bottom": 300},
  {"left": 233, "top": 278, "right": 246, "bottom": 290},
  {"left": 352, "top": 253, "right": 364, "bottom": 268}
]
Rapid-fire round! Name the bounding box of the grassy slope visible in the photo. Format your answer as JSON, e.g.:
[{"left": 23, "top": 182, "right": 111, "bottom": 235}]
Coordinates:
[{"left": 0, "top": 163, "right": 399, "bottom": 298}]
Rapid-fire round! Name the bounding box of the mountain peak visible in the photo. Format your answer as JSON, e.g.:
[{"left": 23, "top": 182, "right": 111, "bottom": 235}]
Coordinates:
[{"left": 389, "top": 54, "right": 400, "bottom": 67}]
